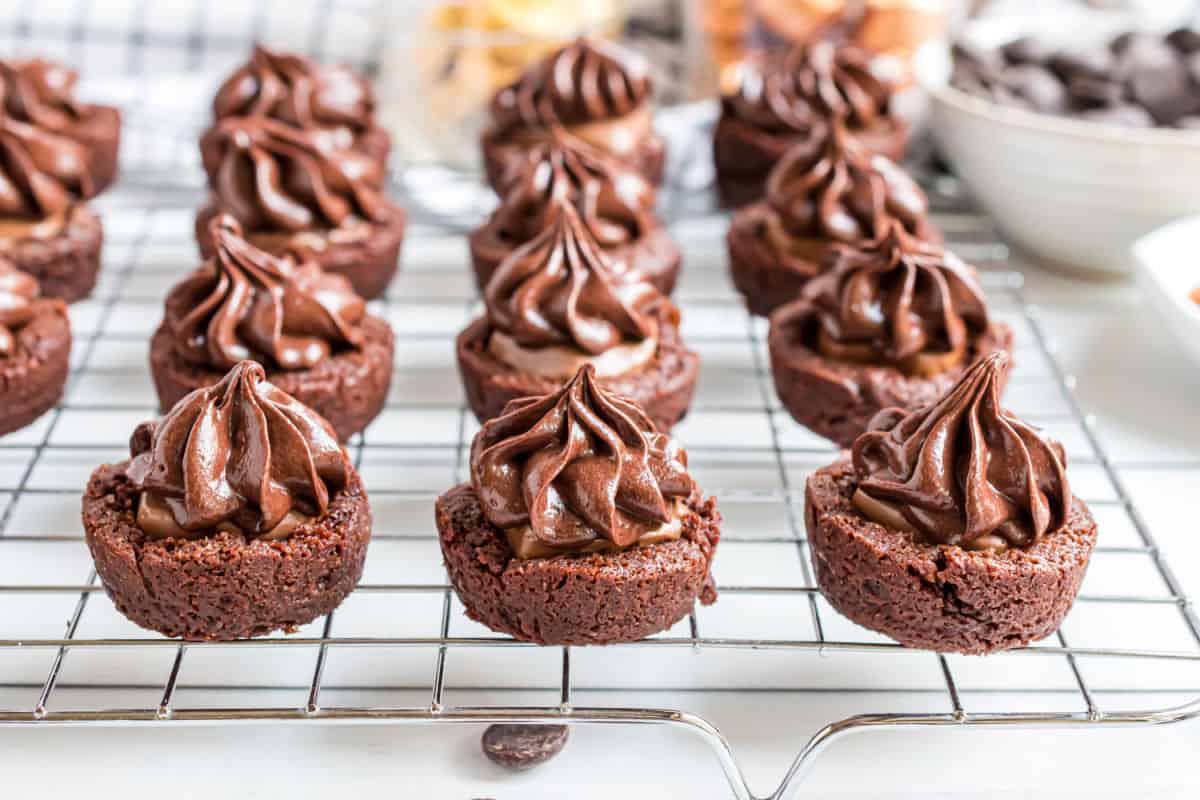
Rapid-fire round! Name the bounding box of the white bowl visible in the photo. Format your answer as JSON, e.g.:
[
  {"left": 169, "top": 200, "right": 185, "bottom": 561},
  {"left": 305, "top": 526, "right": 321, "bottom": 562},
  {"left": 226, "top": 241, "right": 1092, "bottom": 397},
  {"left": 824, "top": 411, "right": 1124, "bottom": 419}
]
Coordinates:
[
  {"left": 1132, "top": 216, "right": 1200, "bottom": 370},
  {"left": 915, "top": 12, "right": 1200, "bottom": 279}
]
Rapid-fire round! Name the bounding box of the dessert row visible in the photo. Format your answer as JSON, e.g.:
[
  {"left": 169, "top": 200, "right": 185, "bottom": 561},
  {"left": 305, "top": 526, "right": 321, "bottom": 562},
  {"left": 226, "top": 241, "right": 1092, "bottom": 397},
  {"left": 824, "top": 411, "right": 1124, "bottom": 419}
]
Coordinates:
[{"left": 0, "top": 37, "right": 1098, "bottom": 656}]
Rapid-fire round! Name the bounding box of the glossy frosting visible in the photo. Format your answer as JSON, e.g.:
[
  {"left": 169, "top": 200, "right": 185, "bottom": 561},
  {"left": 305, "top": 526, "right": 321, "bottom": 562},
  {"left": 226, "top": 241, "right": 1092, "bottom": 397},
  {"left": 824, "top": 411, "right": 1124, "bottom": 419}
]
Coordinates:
[
  {"left": 205, "top": 117, "right": 387, "bottom": 232},
  {"left": 470, "top": 364, "right": 692, "bottom": 552},
  {"left": 0, "top": 95, "right": 93, "bottom": 216},
  {"left": 0, "top": 59, "right": 88, "bottom": 131},
  {"left": 126, "top": 360, "right": 349, "bottom": 537},
  {"left": 491, "top": 128, "right": 656, "bottom": 249},
  {"left": 851, "top": 352, "right": 1071, "bottom": 550},
  {"left": 167, "top": 215, "right": 365, "bottom": 371},
  {"left": 0, "top": 257, "right": 39, "bottom": 357},
  {"left": 765, "top": 122, "right": 930, "bottom": 243},
  {"left": 725, "top": 41, "right": 893, "bottom": 133},
  {"left": 484, "top": 200, "right": 662, "bottom": 356},
  {"left": 213, "top": 45, "right": 377, "bottom": 143},
  {"left": 772, "top": 223, "right": 989, "bottom": 376},
  {"left": 490, "top": 38, "right": 653, "bottom": 130}
]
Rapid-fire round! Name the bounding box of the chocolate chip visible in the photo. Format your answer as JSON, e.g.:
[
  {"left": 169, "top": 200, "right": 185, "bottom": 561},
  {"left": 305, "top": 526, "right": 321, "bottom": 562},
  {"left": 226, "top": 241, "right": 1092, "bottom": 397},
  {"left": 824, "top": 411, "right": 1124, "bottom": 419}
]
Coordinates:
[
  {"left": 481, "top": 724, "right": 569, "bottom": 771},
  {"left": 1129, "top": 62, "right": 1198, "bottom": 125},
  {"left": 1048, "top": 48, "right": 1111, "bottom": 82},
  {"left": 1076, "top": 104, "right": 1155, "bottom": 127},
  {"left": 951, "top": 28, "right": 1200, "bottom": 130},
  {"left": 1001, "top": 36, "right": 1050, "bottom": 65},
  {"left": 1067, "top": 75, "right": 1124, "bottom": 109},
  {"left": 1167, "top": 27, "right": 1200, "bottom": 54},
  {"left": 1002, "top": 64, "right": 1067, "bottom": 112},
  {"left": 1112, "top": 34, "right": 1178, "bottom": 78}
]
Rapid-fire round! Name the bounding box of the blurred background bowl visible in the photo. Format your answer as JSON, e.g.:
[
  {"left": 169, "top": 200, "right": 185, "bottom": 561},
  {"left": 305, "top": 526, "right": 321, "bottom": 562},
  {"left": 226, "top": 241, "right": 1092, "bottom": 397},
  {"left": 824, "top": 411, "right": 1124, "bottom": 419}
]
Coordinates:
[{"left": 916, "top": 8, "right": 1200, "bottom": 279}]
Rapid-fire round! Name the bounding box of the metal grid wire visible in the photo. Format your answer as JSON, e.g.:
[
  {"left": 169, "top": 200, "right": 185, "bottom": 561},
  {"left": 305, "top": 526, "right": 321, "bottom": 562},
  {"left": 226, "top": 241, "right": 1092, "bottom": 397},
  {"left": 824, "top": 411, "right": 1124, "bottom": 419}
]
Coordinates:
[{"left": 0, "top": 98, "right": 1197, "bottom": 800}]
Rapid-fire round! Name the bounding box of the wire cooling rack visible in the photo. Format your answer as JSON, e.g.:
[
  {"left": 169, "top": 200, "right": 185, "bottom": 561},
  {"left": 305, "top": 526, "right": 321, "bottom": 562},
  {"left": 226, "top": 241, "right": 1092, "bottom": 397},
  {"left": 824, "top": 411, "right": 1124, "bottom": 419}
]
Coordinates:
[{"left": 0, "top": 112, "right": 1199, "bottom": 799}]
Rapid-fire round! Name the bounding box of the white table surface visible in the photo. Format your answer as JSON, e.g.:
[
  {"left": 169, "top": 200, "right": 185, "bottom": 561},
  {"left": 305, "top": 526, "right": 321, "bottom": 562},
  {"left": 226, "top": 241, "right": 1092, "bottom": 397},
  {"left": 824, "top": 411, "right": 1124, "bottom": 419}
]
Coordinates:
[{"left": 3, "top": 219, "right": 1198, "bottom": 799}]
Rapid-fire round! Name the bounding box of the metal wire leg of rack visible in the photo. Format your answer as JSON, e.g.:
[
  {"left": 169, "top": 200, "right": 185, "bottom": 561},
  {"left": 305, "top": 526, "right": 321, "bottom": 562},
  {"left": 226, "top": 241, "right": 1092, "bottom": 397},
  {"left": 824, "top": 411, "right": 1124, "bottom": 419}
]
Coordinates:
[{"left": 0, "top": 125, "right": 1198, "bottom": 800}]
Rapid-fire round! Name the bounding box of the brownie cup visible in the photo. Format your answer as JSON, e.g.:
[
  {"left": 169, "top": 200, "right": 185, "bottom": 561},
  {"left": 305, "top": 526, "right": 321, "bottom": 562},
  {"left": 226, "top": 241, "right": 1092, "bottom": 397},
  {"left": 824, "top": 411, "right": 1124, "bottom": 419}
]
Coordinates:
[
  {"left": 480, "top": 37, "right": 665, "bottom": 191},
  {"left": 458, "top": 201, "right": 698, "bottom": 431},
  {"left": 714, "top": 41, "right": 910, "bottom": 208},
  {"left": 1, "top": 58, "right": 121, "bottom": 194},
  {"left": 806, "top": 353, "right": 1098, "bottom": 654},
  {"left": 471, "top": 128, "right": 680, "bottom": 296},
  {"left": 83, "top": 361, "right": 372, "bottom": 641},
  {"left": 728, "top": 121, "right": 936, "bottom": 316},
  {"left": 436, "top": 365, "right": 721, "bottom": 645},
  {"left": 200, "top": 44, "right": 391, "bottom": 173},
  {"left": 769, "top": 222, "right": 1013, "bottom": 448},
  {"left": 196, "top": 116, "right": 405, "bottom": 300},
  {"left": 0, "top": 257, "right": 70, "bottom": 436},
  {"left": 0, "top": 98, "right": 105, "bottom": 303},
  {"left": 153, "top": 215, "right": 392, "bottom": 442}
]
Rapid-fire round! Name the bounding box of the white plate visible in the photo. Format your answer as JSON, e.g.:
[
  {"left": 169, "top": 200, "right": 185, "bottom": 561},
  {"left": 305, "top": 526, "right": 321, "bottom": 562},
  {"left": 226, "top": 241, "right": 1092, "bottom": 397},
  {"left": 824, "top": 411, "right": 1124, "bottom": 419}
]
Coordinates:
[{"left": 1133, "top": 215, "right": 1200, "bottom": 369}]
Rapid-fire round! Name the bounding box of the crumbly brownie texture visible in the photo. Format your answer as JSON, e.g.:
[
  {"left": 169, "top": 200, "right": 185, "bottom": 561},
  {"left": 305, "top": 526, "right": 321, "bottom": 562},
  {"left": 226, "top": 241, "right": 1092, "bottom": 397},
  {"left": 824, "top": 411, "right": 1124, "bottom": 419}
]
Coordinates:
[
  {"left": 5, "top": 205, "right": 103, "bottom": 303},
  {"left": 436, "top": 483, "right": 720, "bottom": 645},
  {"left": 0, "top": 300, "right": 70, "bottom": 436},
  {"left": 712, "top": 114, "right": 910, "bottom": 208},
  {"left": 805, "top": 459, "right": 1097, "bottom": 654},
  {"left": 769, "top": 321, "right": 1014, "bottom": 449},
  {"left": 83, "top": 462, "right": 371, "bottom": 641},
  {"left": 456, "top": 310, "right": 699, "bottom": 431},
  {"left": 148, "top": 314, "right": 394, "bottom": 442},
  {"left": 726, "top": 203, "right": 823, "bottom": 316},
  {"left": 481, "top": 127, "right": 667, "bottom": 193},
  {"left": 469, "top": 223, "right": 681, "bottom": 297},
  {"left": 194, "top": 200, "right": 406, "bottom": 301}
]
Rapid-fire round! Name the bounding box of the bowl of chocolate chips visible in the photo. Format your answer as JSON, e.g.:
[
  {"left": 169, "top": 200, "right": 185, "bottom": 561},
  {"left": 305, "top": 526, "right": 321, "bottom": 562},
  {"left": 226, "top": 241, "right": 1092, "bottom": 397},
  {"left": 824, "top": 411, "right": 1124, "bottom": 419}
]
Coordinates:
[{"left": 916, "top": 13, "right": 1200, "bottom": 279}]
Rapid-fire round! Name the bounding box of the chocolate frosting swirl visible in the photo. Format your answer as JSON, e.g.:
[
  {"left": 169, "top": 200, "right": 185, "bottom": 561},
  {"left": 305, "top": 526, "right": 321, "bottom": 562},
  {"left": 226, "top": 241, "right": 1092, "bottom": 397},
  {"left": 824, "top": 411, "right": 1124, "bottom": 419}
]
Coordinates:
[
  {"left": 126, "top": 360, "right": 349, "bottom": 536},
  {"left": 0, "top": 98, "right": 92, "bottom": 216},
  {"left": 484, "top": 200, "right": 662, "bottom": 355},
  {"left": 773, "top": 223, "right": 989, "bottom": 372},
  {"left": 490, "top": 38, "right": 653, "bottom": 130},
  {"left": 166, "top": 215, "right": 365, "bottom": 371},
  {"left": 205, "top": 117, "right": 387, "bottom": 232},
  {"left": 726, "top": 41, "right": 894, "bottom": 134},
  {"left": 491, "top": 129, "right": 656, "bottom": 248},
  {"left": 213, "top": 45, "right": 376, "bottom": 139},
  {"left": 766, "top": 122, "right": 930, "bottom": 243},
  {"left": 0, "top": 59, "right": 89, "bottom": 132},
  {"left": 852, "top": 352, "right": 1070, "bottom": 549},
  {"left": 470, "top": 364, "right": 692, "bottom": 550},
  {"left": 0, "top": 257, "right": 39, "bottom": 357}
]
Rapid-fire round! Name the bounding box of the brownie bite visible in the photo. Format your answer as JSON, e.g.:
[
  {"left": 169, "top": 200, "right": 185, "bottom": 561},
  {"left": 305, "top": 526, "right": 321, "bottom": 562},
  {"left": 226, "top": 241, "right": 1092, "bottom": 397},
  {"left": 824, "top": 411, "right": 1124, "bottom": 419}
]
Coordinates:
[
  {"left": 153, "top": 214, "right": 392, "bottom": 442},
  {"left": 714, "top": 41, "right": 910, "bottom": 208},
  {"left": 481, "top": 37, "right": 665, "bottom": 190},
  {"left": 1, "top": 58, "right": 121, "bottom": 194},
  {"left": 83, "top": 361, "right": 372, "bottom": 641},
  {"left": 436, "top": 364, "right": 721, "bottom": 645},
  {"left": 806, "top": 353, "right": 1097, "bottom": 654},
  {"left": 471, "top": 128, "right": 681, "bottom": 296},
  {"left": 201, "top": 44, "right": 390, "bottom": 171},
  {"left": 728, "top": 121, "right": 935, "bottom": 316},
  {"left": 0, "top": 99, "right": 104, "bottom": 303},
  {"left": 769, "top": 221, "right": 1013, "bottom": 448},
  {"left": 0, "top": 256, "right": 70, "bottom": 436},
  {"left": 196, "top": 116, "right": 405, "bottom": 300},
  {"left": 458, "top": 199, "right": 698, "bottom": 431}
]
